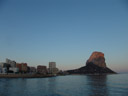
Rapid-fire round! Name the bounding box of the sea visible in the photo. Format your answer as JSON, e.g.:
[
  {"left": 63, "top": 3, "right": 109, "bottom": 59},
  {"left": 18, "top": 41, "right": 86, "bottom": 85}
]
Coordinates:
[{"left": 0, "top": 74, "right": 128, "bottom": 96}]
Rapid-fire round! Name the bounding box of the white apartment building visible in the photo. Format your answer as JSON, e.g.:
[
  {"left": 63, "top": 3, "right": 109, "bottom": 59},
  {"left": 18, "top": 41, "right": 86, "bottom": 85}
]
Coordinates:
[{"left": 48, "top": 62, "right": 59, "bottom": 74}]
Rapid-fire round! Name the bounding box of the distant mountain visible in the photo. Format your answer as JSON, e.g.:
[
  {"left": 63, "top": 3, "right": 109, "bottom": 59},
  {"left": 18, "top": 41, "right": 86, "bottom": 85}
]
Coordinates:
[{"left": 67, "top": 51, "right": 116, "bottom": 74}]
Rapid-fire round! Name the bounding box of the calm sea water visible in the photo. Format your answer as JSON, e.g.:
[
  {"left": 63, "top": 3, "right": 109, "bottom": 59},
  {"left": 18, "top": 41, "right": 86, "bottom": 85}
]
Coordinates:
[{"left": 0, "top": 74, "right": 128, "bottom": 96}]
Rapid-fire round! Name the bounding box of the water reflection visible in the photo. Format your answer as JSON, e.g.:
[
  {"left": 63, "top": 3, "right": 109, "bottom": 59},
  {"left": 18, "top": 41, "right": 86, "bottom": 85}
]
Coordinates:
[
  {"left": 0, "top": 74, "right": 128, "bottom": 96},
  {"left": 0, "top": 78, "right": 28, "bottom": 96},
  {"left": 86, "top": 75, "right": 109, "bottom": 96},
  {"left": 48, "top": 77, "right": 57, "bottom": 93},
  {"left": 47, "top": 77, "right": 61, "bottom": 96},
  {"left": 0, "top": 79, "right": 10, "bottom": 96}
]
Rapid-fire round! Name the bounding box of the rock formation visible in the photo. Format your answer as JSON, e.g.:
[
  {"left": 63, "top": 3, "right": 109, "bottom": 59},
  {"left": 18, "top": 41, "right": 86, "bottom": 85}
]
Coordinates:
[
  {"left": 67, "top": 51, "right": 116, "bottom": 74},
  {"left": 86, "top": 51, "right": 106, "bottom": 68}
]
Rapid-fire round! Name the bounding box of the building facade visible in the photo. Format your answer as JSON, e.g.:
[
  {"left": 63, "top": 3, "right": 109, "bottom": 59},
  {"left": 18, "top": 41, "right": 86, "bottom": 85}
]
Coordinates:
[
  {"left": 0, "top": 62, "right": 11, "bottom": 73},
  {"left": 49, "top": 62, "right": 56, "bottom": 69},
  {"left": 6, "top": 58, "right": 16, "bottom": 67},
  {"left": 16, "top": 63, "right": 28, "bottom": 73},
  {"left": 48, "top": 62, "right": 59, "bottom": 74},
  {"left": 29, "top": 67, "right": 36, "bottom": 73},
  {"left": 37, "top": 65, "right": 47, "bottom": 74}
]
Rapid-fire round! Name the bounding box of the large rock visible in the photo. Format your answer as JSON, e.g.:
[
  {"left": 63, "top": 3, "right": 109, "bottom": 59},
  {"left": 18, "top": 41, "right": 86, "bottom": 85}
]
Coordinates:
[
  {"left": 86, "top": 52, "right": 106, "bottom": 68},
  {"left": 67, "top": 51, "right": 116, "bottom": 74}
]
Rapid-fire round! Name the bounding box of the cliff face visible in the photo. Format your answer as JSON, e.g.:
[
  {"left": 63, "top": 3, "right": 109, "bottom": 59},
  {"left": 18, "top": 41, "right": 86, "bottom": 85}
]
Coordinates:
[
  {"left": 67, "top": 51, "right": 116, "bottom": 74},
  {"left": 86, "top": 52, "right": 106, "bottom": 68}
]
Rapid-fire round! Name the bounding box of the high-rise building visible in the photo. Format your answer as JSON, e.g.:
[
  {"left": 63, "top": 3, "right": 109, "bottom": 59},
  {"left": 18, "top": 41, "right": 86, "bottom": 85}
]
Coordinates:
[
  {"left": 48, "top": 62, "right": 59, "bottom": 74},
  {"left": 49, "top": 62, "right": 56, "bottom": 69}
]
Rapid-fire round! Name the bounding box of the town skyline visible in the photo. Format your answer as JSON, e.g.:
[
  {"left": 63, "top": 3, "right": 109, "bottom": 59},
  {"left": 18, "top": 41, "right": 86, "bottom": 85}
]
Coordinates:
[
  {"left": 0, "top": 58, "right": 59, "bottom": 75},
  {"left": 0, "top": 0, "right": 128, "bottom": 73}
]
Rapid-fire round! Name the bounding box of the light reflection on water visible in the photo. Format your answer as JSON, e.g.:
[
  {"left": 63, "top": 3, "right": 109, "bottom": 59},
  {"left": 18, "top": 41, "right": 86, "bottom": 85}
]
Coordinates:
[
  {"left": 86, "top": 75, "right": 108, "bottom": 96},
  {"left": 0, "top": 74, "right": 128, "bottom": 96}
]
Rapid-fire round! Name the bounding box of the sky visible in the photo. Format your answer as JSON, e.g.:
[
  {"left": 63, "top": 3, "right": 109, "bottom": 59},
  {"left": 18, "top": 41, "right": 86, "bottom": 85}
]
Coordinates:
[{"left": 0, "top": 0, "right": 128, "bottom": 73}]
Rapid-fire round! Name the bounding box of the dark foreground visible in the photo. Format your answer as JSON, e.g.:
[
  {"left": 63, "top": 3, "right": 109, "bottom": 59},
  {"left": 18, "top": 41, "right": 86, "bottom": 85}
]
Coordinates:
[{"left": 0, "top": 74, "right": 128, "bottom": 96}]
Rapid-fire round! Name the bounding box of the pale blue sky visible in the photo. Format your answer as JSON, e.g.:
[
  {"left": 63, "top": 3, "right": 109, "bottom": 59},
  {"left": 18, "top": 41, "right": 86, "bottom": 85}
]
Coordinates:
[{"left": 0, "top": 0, "right": 128, "bottom": 73}]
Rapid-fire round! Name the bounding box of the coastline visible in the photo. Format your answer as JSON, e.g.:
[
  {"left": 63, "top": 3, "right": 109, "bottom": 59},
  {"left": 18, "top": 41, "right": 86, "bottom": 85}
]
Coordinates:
[
  {"left": 0, "top": 73, "right": 117, "bottom": 78},
  {"left": 0, "top": 74, "right": 56, "bottom": 78}
]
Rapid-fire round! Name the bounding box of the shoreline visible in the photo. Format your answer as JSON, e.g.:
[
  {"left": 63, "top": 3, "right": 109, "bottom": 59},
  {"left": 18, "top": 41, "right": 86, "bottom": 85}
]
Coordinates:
[
  {"left": 0, "top": 73, "right": 117, "bottom": 78},
  {"left": 0, "top": 74, "right": 56, "bottom": 78}
]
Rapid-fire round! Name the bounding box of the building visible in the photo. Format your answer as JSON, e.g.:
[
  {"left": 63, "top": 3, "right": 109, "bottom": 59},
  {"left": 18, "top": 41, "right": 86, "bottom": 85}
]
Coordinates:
[
  {"left": 0, "top": 66, "right": 2, "bottom": 73},
  {"left": 29, "top": 67, "right": 36, "bottom": 73},
  {"left": 2, "top": 68, "right": 7, "bottom": 73},
  {"left": 16, "top": 63, "right": 28, "bottom": 73},
  {"left": 0, "top": 62, "right": 5, "bottom": 68},
  {"left": 0, "top": 62, "right": 11, "bottom": 73},
  {"left": 9, "top": 67, "right": 19, "bottom": 73},
  {"left": 49, "top": 62, "right": 56, "bottom": 69},
  {"left": 6, "top": 58, "right": 16, "bottom": 67},
  {"left": 48, "top": 62, "right": 59, "bottom": 74},
  {"left": 22, "top": 63, "right": 27, "bottom": 72},
  {"left": 16, "top": 63, "right": 22, "bottom": 72},
  {"left": 37, "top": 65, "right": 47, "bottom": 74},
  {"left": 0, "top": 63, "right": 5, "bottom": 73},
  {"left": 48, "top": 68, "right": 59, "bottom": 74},
  {"left": 5, "top": 58, "right": 18, "bottom": 73}
]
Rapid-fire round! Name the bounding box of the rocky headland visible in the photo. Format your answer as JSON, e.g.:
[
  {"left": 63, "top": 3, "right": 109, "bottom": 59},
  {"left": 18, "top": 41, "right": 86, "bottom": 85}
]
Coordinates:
[{"left": 67, "top": 51, "right": 116, "bottom": 74}]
